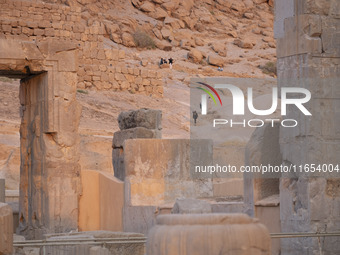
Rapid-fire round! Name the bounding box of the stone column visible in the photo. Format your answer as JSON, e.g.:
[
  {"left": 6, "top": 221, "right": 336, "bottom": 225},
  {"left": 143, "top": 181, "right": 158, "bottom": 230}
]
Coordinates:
[{"left": 275, "top": 0, "right": 340, "bottom": 254}]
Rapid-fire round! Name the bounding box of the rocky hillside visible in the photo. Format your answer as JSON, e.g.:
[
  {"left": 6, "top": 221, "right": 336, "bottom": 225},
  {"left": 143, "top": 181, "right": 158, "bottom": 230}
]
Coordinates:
[{"left": 46, "top": 0, "right": 276, "bottom": 77}]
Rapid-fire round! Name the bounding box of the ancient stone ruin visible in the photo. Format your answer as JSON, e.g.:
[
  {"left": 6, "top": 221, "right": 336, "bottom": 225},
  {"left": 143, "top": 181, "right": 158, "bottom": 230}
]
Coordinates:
[
  {"left": 0, "top": 0, "right": 338, "bottom": 254},
  {"left": 0, "top": 39, "right": 81, "bottom": 239},
  {"left": 275, "top": 0, "right": 340, "bottom": 254}
]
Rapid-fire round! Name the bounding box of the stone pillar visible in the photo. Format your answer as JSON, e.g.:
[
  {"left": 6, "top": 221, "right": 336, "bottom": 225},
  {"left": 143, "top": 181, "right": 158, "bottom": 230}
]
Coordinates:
[
  {"left": 275, "top": 0, "right": 340, "bottom": 254},
  {"left": 112, "top": 109, "right": 162, "bottom": 180},
  {"left": 0, "top": 39, "right": 83, "bottom": 239},
  {"left": 0, "top": 203, "right": 13, "bottom": 255},
  {"left": 147, "top": 214, "right": 271, "bottom": 255}
]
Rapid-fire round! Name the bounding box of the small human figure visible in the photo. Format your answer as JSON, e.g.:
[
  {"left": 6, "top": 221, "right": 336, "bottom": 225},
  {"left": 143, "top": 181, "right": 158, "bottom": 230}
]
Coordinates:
[
  {"left": 169, "top": 57, "right": 173, "bottom": 69},
  {"left": 163, "top": 58, "right": 168, "bottom": 64},
  {"left": 193, "top": 110, "right": 198, "bottom": 126},
  {"left": 160, "top": 58, "right": 164, "bottom": 66}
]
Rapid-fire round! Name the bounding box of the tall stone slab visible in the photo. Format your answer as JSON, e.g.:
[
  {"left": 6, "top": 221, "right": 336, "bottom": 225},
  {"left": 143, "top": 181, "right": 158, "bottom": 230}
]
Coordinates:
[
  {"left": 0, "top": 39, "right": 82, "bottom": 239},
  {"left": 275, "top": 1, "right": 340, "bottom": 254},
  {"left": 0, "top": 203, "right": 13, "bottom": 255}
]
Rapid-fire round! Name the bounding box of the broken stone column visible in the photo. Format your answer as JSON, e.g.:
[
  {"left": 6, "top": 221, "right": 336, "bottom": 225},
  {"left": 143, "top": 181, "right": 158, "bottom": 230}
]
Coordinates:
[
  {"left": 147, "top": 214, "right": 271, "bottom": 255},
  {"left": 112, "top": 109, "right": 162, "bottom": 180},
  {"left": 0, "top": 203, "right": 13, "bottom": 255},
  {"left": 275, "top": 0, "right": 340, "bottom": 254}
]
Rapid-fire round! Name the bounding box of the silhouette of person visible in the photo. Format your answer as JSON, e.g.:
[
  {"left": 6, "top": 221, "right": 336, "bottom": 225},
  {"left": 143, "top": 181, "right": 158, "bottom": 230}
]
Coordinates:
[
  {"left": 169, "top": 57, "right": 173, "bottom": 69},
  {"left": 193, "top": 111, "right": 198, "bottom": 125}
]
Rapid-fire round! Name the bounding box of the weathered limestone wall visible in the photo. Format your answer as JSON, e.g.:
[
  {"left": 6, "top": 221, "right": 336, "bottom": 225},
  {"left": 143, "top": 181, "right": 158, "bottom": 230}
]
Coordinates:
[
  {"left": 78, "top": 170, "right": 124, "bottom": 232},
  {"left": 275, "top": 0, "right": 340, "bottom": 254},
  {"left": 0, "top": 0, "right": 164, "bottom": 96}
]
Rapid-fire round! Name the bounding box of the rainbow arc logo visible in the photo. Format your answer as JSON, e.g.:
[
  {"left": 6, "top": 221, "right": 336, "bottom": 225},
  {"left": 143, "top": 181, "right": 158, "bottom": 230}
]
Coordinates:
[{"left": 195, "top": 82, "right": 223, "bottom": 106}]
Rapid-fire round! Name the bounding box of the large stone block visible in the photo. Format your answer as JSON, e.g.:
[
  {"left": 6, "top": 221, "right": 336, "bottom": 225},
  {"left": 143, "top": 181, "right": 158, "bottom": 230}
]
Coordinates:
[
  {"left": 304, "top": 0, "right": 331, "bottom": 15},
  {"left": 171, "top": 198, "right": 212, "bottom": 214},
  {"left": 320, "top": 17, "right": 340, "bottom": 56},
  {"left": 147, "top": 214, "right": 271, "bottom": 255},
  {"left": 112, "top": 127, "right": 156, "bottom": 148},
  {"left": 123, "top": 205, "right": 157, "bottom": 234},
  {"left": 0, "top": 40, "right": 43, "bottom": 62},
  {"left": 207, "top": 54, "right": 225, "bottom": 67},
  {"left": 245, "top": 122, "right": 282, "bottom": 178},
  {"left": 211, "top": 202, "right": 244, "bottom": 213},
  {"left": 255, "top": 195, "right": 281, "bottom": 255},
  {"left": 118, "top": 109, "right": 162, "bottom": 132},
  {"left": 79, "top": 170, "right": 124, "bottom": 232},
  {"left": 124, "top": 139, "right": 213, "bottom": 206},
  {"left": 79, "top": 135, "right": 113, "bottom": 173},
  {"left": 112, "top": 127, "right": 159, "bottom": 181},
  {"left": 0, "top": 203, "right": 13, "bottom": 255},
  {"left": 330, "top": 0, "right": 340, "bottom": 18},
  {"left": 213, "top": 178, "right": 244, "bottom": 197},
  {"left": 277, "top": 15, "right": 322, "bottom": 58}
]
